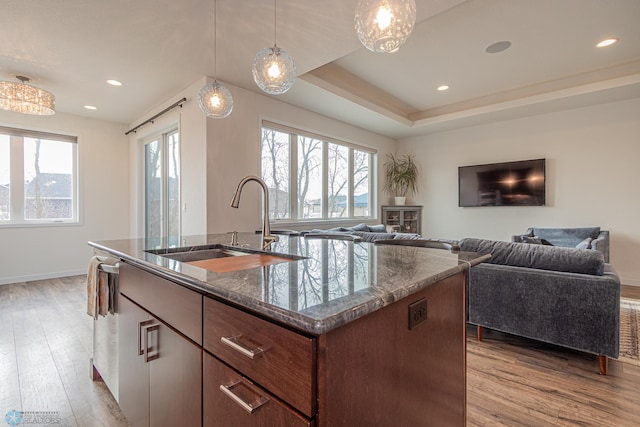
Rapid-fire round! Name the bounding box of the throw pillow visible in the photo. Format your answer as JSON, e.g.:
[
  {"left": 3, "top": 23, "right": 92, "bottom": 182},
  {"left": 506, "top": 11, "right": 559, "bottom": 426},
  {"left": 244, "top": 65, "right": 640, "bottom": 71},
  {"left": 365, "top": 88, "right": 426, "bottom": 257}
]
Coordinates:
[
  {"left": 521, "top": 236, "right": 543, "bottom": 245},
  {"left": 367, "top": 224, "right": 387, "bottom": 232},
  {"left": 575, "top": 237, "right": 593, "bottom": 250}
]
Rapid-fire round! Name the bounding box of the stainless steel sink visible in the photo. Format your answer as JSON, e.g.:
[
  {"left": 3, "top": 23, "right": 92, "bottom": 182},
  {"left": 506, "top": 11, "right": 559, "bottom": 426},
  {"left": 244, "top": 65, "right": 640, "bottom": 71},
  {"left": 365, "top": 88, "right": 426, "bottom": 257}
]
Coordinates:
[{"left": 146, "top": 245, "right": 249, "bottom": 263}]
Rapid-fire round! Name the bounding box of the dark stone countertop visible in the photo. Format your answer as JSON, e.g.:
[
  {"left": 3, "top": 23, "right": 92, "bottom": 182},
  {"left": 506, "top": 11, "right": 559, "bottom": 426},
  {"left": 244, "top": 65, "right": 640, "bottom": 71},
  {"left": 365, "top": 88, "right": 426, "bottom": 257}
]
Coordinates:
[{"left": 89, "top": 233, "right": 489, "bottom": 335}]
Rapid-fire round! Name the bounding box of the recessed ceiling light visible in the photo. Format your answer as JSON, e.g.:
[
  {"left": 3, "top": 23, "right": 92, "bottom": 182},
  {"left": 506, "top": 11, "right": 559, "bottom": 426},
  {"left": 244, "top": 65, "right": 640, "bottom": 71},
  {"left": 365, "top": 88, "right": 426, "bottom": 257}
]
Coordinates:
[
  {"left": 485, "top": 40, "right": 512, "bottom": 54},
  {"left": 84, "top": 105, "right": 97, "bottom": 110},
  {"left": 596, "top": 38, "right": 618, "bottom": 48},
  {"left": 106, "top": 79, "right": 122, "bottom": 86},
  {"left": 437, "top": 85, "right": 449, "bottom": 91}
]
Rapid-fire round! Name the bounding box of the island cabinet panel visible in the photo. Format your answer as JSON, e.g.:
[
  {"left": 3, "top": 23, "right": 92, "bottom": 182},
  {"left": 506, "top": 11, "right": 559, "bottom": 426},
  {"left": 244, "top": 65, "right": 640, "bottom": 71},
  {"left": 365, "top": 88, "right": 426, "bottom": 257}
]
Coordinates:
[
  {"left": 203, "top": 352, "right": 313, "bottom": 427},
  {"left": 203, "top": 297, "right": 316, "bottom": 418},
  {"left": 119, "top": 261, "right": 202, "bottom": 345},
  {"left": 118, "top": 263, "right": 202, "bottom": 427},
  {"left": 317, "top": 272, "right": 467, "bottom": 427}
]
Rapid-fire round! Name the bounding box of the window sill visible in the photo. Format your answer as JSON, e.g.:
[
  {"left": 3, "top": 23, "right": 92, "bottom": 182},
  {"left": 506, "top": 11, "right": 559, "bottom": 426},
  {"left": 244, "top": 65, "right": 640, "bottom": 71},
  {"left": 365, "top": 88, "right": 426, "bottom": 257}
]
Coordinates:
[{"left": 0, "top": 220, "right": 82, "bottom": 229}]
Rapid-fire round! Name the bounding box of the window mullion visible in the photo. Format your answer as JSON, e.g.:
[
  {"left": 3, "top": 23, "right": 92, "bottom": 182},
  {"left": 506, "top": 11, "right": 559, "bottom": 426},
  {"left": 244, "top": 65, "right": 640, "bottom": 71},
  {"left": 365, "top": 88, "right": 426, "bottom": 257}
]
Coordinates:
[
  {"left": 10, "top": 136, "right": 24, "bottom": 223},
  {"left": 321, "top": 142, "right": 328, "bottom": 219},
  {"left": 290, "top": 133, "right": 298, "bottom": 219},
  {"left": 348, "top": 148, "right": 354, "bottom": 217}
]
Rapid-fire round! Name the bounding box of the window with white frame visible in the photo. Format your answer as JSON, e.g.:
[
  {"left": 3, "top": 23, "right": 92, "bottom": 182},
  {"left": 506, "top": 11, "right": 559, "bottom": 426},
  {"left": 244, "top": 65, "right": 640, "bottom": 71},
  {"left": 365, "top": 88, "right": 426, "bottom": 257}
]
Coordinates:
[
  {"left": 0, "top": 126, "right": 78, "bottom": 225},
  {"left": 261, "top": 121, "right": 375, "bottom": 222},
  {"left": 143, "top": 128, "right": 180, "bottom": 245}
]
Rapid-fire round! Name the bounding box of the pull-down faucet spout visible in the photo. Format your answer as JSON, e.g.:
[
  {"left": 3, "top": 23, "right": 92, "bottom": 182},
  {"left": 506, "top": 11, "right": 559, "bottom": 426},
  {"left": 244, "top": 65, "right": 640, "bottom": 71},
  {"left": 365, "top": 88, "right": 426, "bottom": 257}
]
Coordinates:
[{"left": 230, "top": 175, "right": 279, "bottom": 251}]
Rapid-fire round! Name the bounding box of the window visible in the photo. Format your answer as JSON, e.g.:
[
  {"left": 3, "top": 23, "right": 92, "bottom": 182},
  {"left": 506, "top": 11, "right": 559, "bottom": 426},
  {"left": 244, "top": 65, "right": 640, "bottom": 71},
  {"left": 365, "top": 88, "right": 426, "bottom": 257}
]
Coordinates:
[
  {"left": 261, "top": 122, "right": 375, "bottom": 222},
  {"left": 143, "top": 129, "right": 180, "bottom": 245},
  {"left": 0, "top": 126, "right": 78, "bottom": 225}
]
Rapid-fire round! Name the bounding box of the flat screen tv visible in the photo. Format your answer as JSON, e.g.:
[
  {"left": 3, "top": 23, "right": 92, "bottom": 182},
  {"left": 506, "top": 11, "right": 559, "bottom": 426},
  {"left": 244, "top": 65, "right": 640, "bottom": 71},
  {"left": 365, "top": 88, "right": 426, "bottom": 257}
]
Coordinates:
[{"left": 458, "top": 159, "right": 546, "bottom": 207}]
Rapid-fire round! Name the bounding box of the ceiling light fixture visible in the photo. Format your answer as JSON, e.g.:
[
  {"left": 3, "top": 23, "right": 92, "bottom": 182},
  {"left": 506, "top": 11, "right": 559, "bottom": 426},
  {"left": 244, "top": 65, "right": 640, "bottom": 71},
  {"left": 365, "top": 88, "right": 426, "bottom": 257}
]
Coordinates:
[
  {"left": 84, "top": 105, "right": 97, "bottom": 110},
  {"left": 107, "top": 79, "right": 122, "bottom": 86},
  {"left": 437, "top": 85, "right": 449, "bottom": 91},
  {"left": 198, "top": 0, "right": 233, "bottom": 118},
  {"left": 252, "top": 0, "right": 296, "bottom": 95},
  {"left": 354, "top": 0, "right": 417, "bottom": 53},
  {"left": 596, "top": 38, "right": 618, "bottom": 48},
  {"left": 0, "top": 75, "right": 55, "bottom": 115}
]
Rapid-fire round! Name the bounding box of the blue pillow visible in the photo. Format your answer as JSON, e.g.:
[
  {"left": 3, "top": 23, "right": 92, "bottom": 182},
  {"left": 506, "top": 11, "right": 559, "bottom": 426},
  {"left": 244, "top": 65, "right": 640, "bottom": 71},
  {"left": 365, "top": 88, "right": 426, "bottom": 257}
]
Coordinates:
[{"left": 367, "top": 224, "right": 387, "bottom": 232}]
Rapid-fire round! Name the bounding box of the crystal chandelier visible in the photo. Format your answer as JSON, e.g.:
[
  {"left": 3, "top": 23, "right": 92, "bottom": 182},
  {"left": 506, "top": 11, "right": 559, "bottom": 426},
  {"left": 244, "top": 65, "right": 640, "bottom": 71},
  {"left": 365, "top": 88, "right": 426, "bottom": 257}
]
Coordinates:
[
  {"left": 252, "top": 0, "right": 296, "bottom": 95},
  {"left": 354, "top": 0, "right": 417, "bottom": 53},
  {"left": 198, "top": 0, "right": 233, "bottom": 118},
  {"left": 0, "top": 76, "right": 55, "bottom": 115}
]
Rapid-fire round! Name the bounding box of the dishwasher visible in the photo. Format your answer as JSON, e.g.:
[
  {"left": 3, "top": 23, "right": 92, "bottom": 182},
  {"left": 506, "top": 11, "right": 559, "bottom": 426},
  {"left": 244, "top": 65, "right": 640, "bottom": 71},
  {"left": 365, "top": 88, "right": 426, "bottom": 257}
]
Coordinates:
[{"left": 90, "top": 261, "right": 120, "bottom": 402}]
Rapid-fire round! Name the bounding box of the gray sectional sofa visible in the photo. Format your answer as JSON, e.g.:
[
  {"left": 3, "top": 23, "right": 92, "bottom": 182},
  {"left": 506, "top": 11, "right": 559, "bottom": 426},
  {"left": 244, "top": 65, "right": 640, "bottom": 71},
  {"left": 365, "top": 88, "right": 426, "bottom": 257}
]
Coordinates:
[
  {"left": 459, "top": 237, "right": 620, "bottom": 375},
  {"left": 513, "top": 226, "right": 610, "bottom": 262}
]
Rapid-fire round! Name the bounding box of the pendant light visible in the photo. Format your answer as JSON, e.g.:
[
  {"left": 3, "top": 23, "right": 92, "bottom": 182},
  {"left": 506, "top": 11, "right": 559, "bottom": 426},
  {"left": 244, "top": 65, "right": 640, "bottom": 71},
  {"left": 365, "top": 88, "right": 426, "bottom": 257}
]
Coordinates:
[
  {"left": 198, "top": 0, "right": 233, "bottom": 118},
  {"left": 354, "top": 0, "right": 417, "bottom": 53},
  {"left": 0, "top": 75, "right": 55, "bottom": 115},
  {"left": 252, "top": 0, "right": 296, "bottom": 95}
]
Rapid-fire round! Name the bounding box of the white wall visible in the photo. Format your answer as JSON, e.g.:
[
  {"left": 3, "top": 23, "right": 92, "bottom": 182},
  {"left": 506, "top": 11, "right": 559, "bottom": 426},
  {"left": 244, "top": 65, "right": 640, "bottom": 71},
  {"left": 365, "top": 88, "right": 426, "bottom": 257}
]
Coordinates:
[
  {"left": 204, "top": 81, "right": 397, "bottom": 234},
  {"left": 0, "top": 111, "right": 130, "bottom": 284},
  {"left": 400, "top": 97, "right": 640, "bottom": 285},
  {"left": 128, "top": 78, "right": 208, "bottom": 239}
]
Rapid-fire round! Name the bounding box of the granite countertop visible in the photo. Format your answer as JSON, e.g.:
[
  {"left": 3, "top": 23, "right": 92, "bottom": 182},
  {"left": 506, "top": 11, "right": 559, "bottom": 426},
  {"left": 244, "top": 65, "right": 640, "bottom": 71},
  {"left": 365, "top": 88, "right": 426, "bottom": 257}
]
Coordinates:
[{"left": 89, "top": 233, "right": 489, "bottom": 335}]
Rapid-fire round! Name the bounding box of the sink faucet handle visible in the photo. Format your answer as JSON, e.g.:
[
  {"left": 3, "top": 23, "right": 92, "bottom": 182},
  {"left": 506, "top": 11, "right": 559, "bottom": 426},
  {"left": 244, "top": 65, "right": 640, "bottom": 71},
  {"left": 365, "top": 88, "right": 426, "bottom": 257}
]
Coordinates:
[
  {"left": 262, "top": 234, "right": 279, "bottom": 251},
  {"left": 228, "top": 231, "right": 239, "bottom": 246}
]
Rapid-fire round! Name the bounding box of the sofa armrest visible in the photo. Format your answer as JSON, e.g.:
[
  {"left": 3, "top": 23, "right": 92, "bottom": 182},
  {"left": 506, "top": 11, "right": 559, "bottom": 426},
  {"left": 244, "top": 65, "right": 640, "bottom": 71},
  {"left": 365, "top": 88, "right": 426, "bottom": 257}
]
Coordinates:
[
  {"left": 467, "top": 263, "right": 620, "bottom": 357},
  {"left": 592, "top": 230, "right": 610, "bottom": 263}
]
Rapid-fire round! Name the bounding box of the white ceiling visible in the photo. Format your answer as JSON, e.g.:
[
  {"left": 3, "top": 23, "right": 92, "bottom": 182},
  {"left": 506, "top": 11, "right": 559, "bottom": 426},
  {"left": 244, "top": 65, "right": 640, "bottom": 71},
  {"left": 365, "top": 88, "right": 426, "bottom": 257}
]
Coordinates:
[{"left": 2, "top": 0, "right": 640, "bottom": 139}]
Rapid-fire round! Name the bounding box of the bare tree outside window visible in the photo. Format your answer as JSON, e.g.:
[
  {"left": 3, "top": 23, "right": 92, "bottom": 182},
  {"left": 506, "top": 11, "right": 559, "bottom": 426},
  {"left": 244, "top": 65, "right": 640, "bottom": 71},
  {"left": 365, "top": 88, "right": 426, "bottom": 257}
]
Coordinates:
[
  {"left": 23, "top": 138, "right": 74, "bottom": 220},
  {"left": 260, "top": 123, "right": 375, "bottom": 222},
  {"left": 261, "top": 128, "right": 290, "bottom": 219}
]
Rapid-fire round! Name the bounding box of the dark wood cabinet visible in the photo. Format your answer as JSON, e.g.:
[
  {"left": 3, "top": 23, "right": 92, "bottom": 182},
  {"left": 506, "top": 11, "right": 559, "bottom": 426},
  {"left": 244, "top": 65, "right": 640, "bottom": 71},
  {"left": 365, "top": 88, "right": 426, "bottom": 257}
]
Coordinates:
[
  {"left": 118, "top": 263, "right": 202, "bottom": 427},
  {"left": 381, "top": 205, "right": 422, "bottom": 234},
  {"left": 116, "top": 261, "right": 466, "bottom": 426}
]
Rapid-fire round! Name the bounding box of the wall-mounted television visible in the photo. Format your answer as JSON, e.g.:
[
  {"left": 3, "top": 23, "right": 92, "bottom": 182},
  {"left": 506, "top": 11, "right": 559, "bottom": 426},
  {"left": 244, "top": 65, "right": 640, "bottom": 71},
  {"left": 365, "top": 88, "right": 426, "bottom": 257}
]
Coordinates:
[{"left": 458, "top": 159, "right": 546, "bottom": 207}]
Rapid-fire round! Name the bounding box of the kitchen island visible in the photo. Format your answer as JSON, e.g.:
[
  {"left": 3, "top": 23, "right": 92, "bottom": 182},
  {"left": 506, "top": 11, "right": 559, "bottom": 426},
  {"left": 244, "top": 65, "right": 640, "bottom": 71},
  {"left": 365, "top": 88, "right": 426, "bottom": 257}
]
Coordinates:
[{"left": 90, "top": 233, "right": 489, "bottom": 426}]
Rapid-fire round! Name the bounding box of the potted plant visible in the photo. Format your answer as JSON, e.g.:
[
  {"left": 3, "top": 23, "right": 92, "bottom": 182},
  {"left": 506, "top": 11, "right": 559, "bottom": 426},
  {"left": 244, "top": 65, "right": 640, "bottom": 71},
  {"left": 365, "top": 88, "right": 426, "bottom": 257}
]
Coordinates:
[{"left": 383, "top": 153, "right": 419, "bottom": 205}]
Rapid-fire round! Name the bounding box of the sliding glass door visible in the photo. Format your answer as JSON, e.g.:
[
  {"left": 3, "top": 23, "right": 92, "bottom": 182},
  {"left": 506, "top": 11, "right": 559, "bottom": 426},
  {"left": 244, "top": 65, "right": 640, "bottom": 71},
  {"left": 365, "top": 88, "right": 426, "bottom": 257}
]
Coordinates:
[{"left": 144, "top": 129, "right": 180, "bottom": 246}]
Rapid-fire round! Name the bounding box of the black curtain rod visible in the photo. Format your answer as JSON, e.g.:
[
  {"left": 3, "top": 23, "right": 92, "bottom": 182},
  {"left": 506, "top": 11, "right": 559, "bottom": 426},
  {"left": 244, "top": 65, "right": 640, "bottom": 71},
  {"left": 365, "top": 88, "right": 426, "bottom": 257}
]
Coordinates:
[{"left": 125, "top": 97, "right": 188, "bottom": 135}]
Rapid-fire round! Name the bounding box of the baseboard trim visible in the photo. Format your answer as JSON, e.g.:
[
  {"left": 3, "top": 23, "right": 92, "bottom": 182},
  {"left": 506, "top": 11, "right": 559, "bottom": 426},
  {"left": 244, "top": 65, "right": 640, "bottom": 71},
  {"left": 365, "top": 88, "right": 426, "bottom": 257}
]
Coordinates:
[
  {"left": 0, "top": 269, "right": 87, "bottom": 286},
  {"left": 622, "top": 279, "right": 640, "bottom": 287}
]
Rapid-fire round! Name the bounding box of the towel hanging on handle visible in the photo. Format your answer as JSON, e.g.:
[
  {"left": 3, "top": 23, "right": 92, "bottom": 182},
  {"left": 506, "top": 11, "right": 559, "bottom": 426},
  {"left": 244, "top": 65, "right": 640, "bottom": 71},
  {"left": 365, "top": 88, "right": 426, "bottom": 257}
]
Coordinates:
[{"left": 87, "top": 256, "right": 118, "bottom": 319}]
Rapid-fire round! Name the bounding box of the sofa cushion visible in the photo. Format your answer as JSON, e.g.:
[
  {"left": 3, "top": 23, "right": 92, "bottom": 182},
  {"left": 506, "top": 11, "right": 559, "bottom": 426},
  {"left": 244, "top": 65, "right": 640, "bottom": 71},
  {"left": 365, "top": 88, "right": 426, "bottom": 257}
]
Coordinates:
[
  {"left": 532, "top": 227, "right": 600, "bottom": 248},
  {"left": 347, "top": 223, "right": 370, "bottom": 232},
  {"left": 459, "top": 238, "right": 605, "bottom": 276},
  {"left": 367, "top": 224, "right": 387, "bottom": 232}
]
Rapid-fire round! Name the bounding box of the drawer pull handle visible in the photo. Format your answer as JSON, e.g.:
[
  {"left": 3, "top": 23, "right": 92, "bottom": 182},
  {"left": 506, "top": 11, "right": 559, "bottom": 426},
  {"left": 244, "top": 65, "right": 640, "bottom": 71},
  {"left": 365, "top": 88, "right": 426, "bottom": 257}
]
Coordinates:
[
  {"left": 138, "top": 319, "right": 156, "bottom": 356},
  {"left": 143, "top": 323, "right": 160, "bottom": 363},
  {"left": 220, "top": 380, "right": 269, "bottom": 414},
  {"left": 221, "top": 336, "right": 265, "bottom": 359}
]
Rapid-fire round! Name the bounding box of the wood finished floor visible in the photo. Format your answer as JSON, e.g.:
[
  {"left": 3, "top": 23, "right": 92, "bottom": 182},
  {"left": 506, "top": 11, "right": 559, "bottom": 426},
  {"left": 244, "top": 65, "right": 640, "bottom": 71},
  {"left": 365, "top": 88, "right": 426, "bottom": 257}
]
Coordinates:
[{"left": 0, "top": 278, "right": 639, "bottom": 426}]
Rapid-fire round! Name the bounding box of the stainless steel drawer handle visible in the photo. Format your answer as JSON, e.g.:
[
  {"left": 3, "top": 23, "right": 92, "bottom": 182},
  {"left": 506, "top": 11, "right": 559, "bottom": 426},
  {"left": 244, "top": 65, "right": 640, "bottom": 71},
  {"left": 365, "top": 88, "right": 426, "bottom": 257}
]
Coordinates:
[
  {"left": 143, "top": 323, "right": 160, "bottom": 363},
  {"left": 221, "top": 335, "right": 265, "bottom": 359},
  {"left": 138, "top": 319, "right": 156, "bottom": 356},
  {"left": 219, "top": 380, "right": 269, "bottom": 414}
]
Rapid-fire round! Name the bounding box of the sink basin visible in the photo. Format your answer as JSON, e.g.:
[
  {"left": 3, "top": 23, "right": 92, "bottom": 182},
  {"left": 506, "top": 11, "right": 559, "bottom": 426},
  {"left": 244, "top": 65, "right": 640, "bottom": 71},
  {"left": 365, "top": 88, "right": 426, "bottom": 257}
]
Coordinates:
[
  {"left": 146, "top": 244, "right": 306, "bottom": 273},
  {"left": 146, "top": 245, "right": 249, "bottom": 263}
]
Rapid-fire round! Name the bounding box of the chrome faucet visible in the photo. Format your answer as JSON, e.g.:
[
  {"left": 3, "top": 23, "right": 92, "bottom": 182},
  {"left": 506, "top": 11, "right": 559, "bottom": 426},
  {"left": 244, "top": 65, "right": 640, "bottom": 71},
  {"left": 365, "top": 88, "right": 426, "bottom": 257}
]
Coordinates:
[{"left": 230, "top": 175, "right": 279, "bottom": 251}]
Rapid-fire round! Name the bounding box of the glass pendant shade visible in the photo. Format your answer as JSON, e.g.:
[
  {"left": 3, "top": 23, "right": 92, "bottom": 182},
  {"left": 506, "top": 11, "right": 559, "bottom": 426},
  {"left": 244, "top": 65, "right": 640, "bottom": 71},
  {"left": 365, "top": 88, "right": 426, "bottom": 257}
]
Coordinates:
[
  {"left": 354, "top": 0, "right": 417, "bottom": 53},
  {"left": 197, "top": 80, "right": 233, "bottom": 119},
  {"left": 0, "top": 76, "right": 55, "bottom": 115},
  {"left": 252, "top": 45, "right": 296, "bottom": 95}
]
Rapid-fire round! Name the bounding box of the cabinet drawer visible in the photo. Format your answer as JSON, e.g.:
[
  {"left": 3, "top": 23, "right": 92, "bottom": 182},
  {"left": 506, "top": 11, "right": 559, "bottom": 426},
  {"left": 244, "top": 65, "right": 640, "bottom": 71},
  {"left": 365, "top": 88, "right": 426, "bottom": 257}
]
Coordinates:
[
  {"left": 204, "top": 297, "right": 316, "bottom": 417},
  {"left": 204, "top": 353, "right": 313, "bottom": 427},
  {"left": 119, "top": 262, "right": 202, "bottom": 345}
]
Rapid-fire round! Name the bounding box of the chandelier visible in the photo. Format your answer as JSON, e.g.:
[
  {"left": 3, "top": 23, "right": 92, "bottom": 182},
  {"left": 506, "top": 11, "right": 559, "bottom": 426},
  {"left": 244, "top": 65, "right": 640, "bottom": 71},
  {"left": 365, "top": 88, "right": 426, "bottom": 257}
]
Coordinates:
[
  {"left": 0, "top": 76, "right": 56, "bottom": 115},
  {"left": 252, "top": 0, "right": 296, "bottom": 95},
  {"left": 198, "top": 0, "right": 233, "bottom": 118},
  {"left": 354, "top": 0, "right": 417, "bottom": 53}
]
